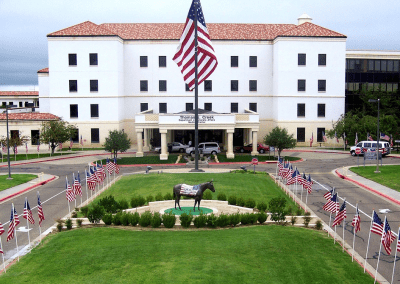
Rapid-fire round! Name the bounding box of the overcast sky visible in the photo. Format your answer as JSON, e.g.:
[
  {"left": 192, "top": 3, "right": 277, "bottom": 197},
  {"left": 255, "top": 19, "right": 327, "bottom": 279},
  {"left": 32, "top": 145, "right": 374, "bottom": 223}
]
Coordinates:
[{"left": 1, "top": 0, "right": 399, "bottom": 87}]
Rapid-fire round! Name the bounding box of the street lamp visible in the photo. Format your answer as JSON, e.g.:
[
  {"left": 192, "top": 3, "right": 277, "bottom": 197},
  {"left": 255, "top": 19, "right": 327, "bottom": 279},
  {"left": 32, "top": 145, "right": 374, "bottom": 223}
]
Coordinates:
[
  {"left": 5, "top": 104, "right": 17, "bottom": 179},
  {"left": 368, "top": 99, "right": 380, "bottom": 173}
]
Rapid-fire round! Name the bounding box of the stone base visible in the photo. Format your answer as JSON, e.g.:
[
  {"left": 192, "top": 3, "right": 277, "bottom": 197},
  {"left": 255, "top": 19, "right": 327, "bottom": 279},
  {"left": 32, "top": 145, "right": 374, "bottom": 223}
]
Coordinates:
[
  {"left": 226, "top": 152, "right": 235, "bottom": 159},
  {"left": 251, "top": 151, "right": 259, "bottom": 156},
  {"left": 160, "top": 153, "right": 169, "bottom": 160},
  {"left": 136, "top": 152, "right": 144, "bottom": 157}
]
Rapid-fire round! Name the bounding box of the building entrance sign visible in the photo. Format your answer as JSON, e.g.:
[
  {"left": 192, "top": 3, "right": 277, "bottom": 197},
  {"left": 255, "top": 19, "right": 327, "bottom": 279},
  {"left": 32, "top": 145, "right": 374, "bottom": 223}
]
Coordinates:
[{"left": 178, "top": 115, "right": 215, "bottom": 123}]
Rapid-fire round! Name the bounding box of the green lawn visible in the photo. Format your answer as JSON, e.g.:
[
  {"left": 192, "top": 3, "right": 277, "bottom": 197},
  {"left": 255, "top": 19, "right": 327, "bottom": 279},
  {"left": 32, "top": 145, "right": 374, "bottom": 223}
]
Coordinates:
[
  {"left": 0, "top": 226, "right": 373, "bottom": 283},
  {"left": 0, "top": 152, "right": 73, "bottom": 162},
  {"left": 217, "top": 154, "right": 300, "bottom": 163},
  {"left": 0, "top": 174, "right": 37, "bottom": 191},
  {"left": 350, "top": 165, "right": 400, "bottom": 192}
]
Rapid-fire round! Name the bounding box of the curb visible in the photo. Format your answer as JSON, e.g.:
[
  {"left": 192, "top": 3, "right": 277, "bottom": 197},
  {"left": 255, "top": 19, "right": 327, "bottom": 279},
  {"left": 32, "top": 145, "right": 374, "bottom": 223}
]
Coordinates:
[
  {"left": 0, "top": 176, "right": 56, "bottom": 203},
  {"left": 334, "top": 169, "right": 400, "bottom": 206}
]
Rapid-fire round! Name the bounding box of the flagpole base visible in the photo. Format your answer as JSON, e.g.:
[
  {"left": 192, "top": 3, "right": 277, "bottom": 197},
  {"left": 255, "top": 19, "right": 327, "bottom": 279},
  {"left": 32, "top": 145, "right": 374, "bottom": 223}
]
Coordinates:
[{"left": 190, "top": 168, "right": 204, "bottom": 172}]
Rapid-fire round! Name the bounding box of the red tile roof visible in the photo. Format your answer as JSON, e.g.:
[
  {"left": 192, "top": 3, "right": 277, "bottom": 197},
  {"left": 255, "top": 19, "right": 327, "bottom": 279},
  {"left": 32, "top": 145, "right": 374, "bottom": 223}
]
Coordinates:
[
  {"left": 0, "top": 91, "right": 38, "bottom": 97},
  {"left": 0, "top": 113, "right": 59, "bottom": 121},
  {"left": 48, "top": 21, "right": 346, "bottom": 40},
  {"left": 37, "top": 67, "right": 49, "bottom": 73}
]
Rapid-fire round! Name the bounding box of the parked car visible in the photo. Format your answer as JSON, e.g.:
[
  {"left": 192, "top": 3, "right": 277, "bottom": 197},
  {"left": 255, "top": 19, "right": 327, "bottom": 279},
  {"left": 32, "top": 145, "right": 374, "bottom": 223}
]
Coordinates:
[
  {"left": 186, "top": 142, "right": 221, "bottom": 155},
  {"left": 235, "top": 143, "right": 270, "bottom": 154},
  {"left": 350, "top": 141, "right": 391, "bottom": 157},
  {"left": 154, "top": 142, "right": 189, "bottom": 153}
]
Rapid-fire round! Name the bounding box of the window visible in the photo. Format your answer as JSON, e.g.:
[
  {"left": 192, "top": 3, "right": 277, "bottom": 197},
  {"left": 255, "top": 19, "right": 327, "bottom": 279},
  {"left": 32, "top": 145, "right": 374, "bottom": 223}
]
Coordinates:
[
  {"left": 318, "top": 80, "right": 326, "bottom": 92},
  {"left": 69, "top": 54, "right": 77, "bottom": 66},
  {"left": 91, "top": 128, "right": 100, "bottom": 143},
  {"left": 90, "top": 104, "right": 99, "bottom": 118},
  {"left": 249, "top": 103, "right": 257, "bottom": 112},
  {"left": 159, "top": 56, "right": 166, "bottom": 67},
  {"left": 231, "top": 56, "right": 238, "bottom": 67},
  {"left": 70, "top": 104, "right": 78, "bottom": 118},
  {"left": 249, "top": 80, "right": 257, "bottom": 91},
  {"left": 231, "top": 103, "right": 238, "bottom": 113},
  {"left": 298, "top": 80, "right": 306, "bottom": 91},
  {"left": 140, "top": 80, "right": 148, "bottom": 92},
  {"left": 140, "top": 56, "right": 148, "bottom": 67},
  {"left": 8, "top": 102, "right": 13, "bottom": 105},
  {"left": 89, "top": 53, "right": 98, "bottom": 66},
  {"left": 31, "top": 130, "right": 40, "bottom": 145},
  {"left": 185, "top": 84, "right": 190, "bottom": 92},
  {"left": 297, "top": 128, "right": 305, "bottom": 142},
  {"left": 159, "top": 80, "right": 167, "bottom": 92},
  {"left": 19, "top": 102, "right": 22, "bottom": 107},
  {"left": 90, "top": 80, "right": 98, "bottom": 92},
  {"left": 297, "top": 104, "right": 305, "bottom": 117},
  {"left": 298, "top": 54, "right": 306, "bottom": 66},
  {"left": 317, "top": 128, "right": 325, "bottom": 143},
  {"left": 10, "top": 130, "right": 19, "bottom": 139},
  {"left": 249, "top": 56, "right": 257, "bottom": 67},
  {"left": 69, "top": 80, "right": 77, "bottom": 92},
  {"left": 204, "top": 103, "right": 212, "bottom": 111},
  {"left": 71, "top": 128, "right": 79, "bottom": 143},
  {"left": 159, "top": 103, "right": 167, "bottom": 113},
  {"left": 318, "top": 104, "right": 325, "bottom": 117},
  {"left": 2, "top": 102, "right": 6, "bottom": 107},
  {"left": 186, "top": 103, "right": 193, "bottom": 111},
  {"left": 140, "top": 103, "right": 148, "bottom": 112},
  {"left": 231, "top": 80, "right": 238, "bottom": 91},
  {"left": 318, "top": 54, "right": 326, "bottom": 66},
  {"left": 204, "top": 80, "right": 212, "bottom": 91}
]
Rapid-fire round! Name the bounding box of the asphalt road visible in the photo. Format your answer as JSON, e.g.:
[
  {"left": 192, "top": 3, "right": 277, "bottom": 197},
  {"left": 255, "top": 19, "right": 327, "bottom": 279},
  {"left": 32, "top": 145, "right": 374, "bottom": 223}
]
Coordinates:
[{"left": 0, "top": 151, "right": 399, "bottom": 282}]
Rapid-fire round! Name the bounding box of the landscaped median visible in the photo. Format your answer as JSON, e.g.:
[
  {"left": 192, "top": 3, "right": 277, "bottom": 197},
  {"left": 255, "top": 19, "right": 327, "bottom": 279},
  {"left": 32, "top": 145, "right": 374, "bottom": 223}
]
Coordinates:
[{"left": 349, "top": 165, "right": 400, "bottom": 192}]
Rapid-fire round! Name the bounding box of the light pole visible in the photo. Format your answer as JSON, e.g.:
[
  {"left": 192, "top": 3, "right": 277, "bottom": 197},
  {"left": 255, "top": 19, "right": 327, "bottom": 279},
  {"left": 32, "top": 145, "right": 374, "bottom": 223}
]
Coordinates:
[
  {"left": 5, "top": 104, "right": 17, "bottom": 179},
  {"left": 368, "top": 99, "right": 380, "bottom": 173}
]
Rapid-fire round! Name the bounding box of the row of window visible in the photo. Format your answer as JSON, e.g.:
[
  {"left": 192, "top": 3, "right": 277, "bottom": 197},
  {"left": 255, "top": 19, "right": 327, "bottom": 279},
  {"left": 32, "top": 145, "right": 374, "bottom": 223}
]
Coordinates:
[
  {"left": 140, "top": 80, "right": 258, "bottom": 92},
  {"left": 69, "top": 80, "right": 98, "bottom": 92},
  {"left": 140, "top": 102, "right": 258, "bottom": 113},
  {"left": 2, "top": 101, "right": 38, "bottom": 107},
  {"left": 297, "top": 128, "right": 326, "bottom": 143},
  {"left": 298, "top": 79, "right": 326, "bottom": 92},
  {"left": 346, "top": 82, "right": 399, "bottom": 92},
  {"left": 298, "top": 54, "right": 327, "bottom": 66},
  {"left": 69, "top": 53, "right": 98, "bottom": 66},
  {"left": 346, "top": 59, "right": 400, "bottom": 72},
  {"left": 70, "top": 104, "right": 98, "bottom": 118},
  {"left": 297, "top": 103, "right": 326, "bottom": 118}
]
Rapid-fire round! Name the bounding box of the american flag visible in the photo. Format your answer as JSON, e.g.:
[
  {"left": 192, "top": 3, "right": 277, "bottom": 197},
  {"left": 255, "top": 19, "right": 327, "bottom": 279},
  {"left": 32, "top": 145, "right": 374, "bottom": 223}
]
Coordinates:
[
  {"left": 66, "top": 178, "right": 75, "bottom": 202},
  {"left": 351, "top": 205, "right": 361, "bottom": 233},
  {"left": 7, "top": 206, "right": 20, "bottom": 242},
  {"left": 25, "top": 142, "right": 28, "bottom": 154},
  {"left": 80, "top": 135, "right": 83, "bottom": 146},
  {"left": 173, "top": 0, "right": 218, "bottom": 91},
  {"left": 113, "top": 157, "right": 120, "bottom": 174},
  {"left": 381, "top": 218, "right": 396, "bottom": 255},
  {"left": 278, "top": 160, "right": 285, "bottom": 177},
  {"left": 14, "top": 144, "right": 18, "bottom": 154},
  {"left": 106, "top": 158, "right": 113, "bottom": 175},
  {"left": 70, "top": 138, "right": 73, "bottom": 148},
  {"left": 59, "top": 142, "right": 63, "bottom": 151},
  {"left": 332, "top": 200, "right": 347, "bottom": 227},
  {"left": 86, "top": 171, "right": 97, "bottom": 191},
  {"left": 355, "top": 132, "right": 358, "bottom": 145},
  {"left": 94, "top": 165, "right": 103, "bottom": 183},
  {"left": 37, "top": 193, "right": 45, "bottom": 226},
  {"left": 286, "top": 169, "right": 300, "bottom": 185},
  {"left": 97, "top": 163, "right": 106, "bottom": 181},
  {"left": 297, "top": 172, "right": 307, "bottom": 187},
  {"left": 322, "top": 131, "right": 327, "bottom": 142},
  {"left": 371, "top": 211, "right": 384, "bottom": 236},
  {"left": 305, "top": 174, "right": 313, "bottom": 194},
  {"left": 73, "top": 173, "right": 83, "bottom": 197},
  {"left": 283, "top": 164, "right": 293, "bottom": 180},
  {"left": 324, "top": 189, "right": 334, "bottom": 201},
  {"left": 23, "top": 199, "right": 35, "bottom": 224},
  {"left": 323, "top": 193, "right": 339, "bottom": 213},
  {"left": 334, "top": 131, "right": 339, "bottom": 143},
  {"left": 310, "top": 132, "right": 313, "bottom": 146},
  {"left": 0, "top": 222, "right": 4, "bottom": 235},
  {"left": 380, "top": 133, "right": 390, "bottom": 141},
  {"left": 37, "top": 142, "right": 40, "bottom": 152},
  {"left": 1, "top": 142, "right": 6, "bottom": 153},
  {"left": 397, "top": 228, "right": 400, "bottom": 253},
  {"left": 367, "top": 133, "right": 373, "bottom": 141}
]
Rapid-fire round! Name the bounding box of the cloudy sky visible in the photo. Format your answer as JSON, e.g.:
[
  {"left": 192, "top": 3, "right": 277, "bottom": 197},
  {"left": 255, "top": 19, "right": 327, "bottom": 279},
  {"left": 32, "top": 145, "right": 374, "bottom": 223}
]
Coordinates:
[{"left": 1, "top": 0, "right": 399, "bottom": 87}]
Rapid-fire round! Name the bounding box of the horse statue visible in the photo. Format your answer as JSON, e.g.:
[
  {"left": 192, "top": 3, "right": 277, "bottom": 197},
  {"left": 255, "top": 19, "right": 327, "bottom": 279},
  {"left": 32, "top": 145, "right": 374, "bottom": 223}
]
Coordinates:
[{"left": 173, "top": 181, "right": 215, "bottom": 211}]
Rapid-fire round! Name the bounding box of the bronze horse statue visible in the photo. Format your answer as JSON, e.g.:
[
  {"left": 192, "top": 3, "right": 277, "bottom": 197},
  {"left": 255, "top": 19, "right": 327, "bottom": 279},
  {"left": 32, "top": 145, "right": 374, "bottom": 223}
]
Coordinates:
[{"left": 173, "top": 181, "right": 215, "bottom": 211}]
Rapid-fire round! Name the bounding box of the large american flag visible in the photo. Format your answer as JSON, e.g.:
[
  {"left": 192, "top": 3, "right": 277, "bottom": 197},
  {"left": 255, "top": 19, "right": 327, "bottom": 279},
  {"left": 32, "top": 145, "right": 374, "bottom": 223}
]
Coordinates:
[
  {"left": 173, "top": 0, "right": 218, "bottom": 91},
  {"left": 66, "top": 178, "right": 75, "bottom": 202},
  {"left": 322, "top": 193, "right": 339, "bottom": 213},
  {"left": 93, "top": 165, "right": 103, "bottom": 183},
  {"left": 73, "top": 173, "right": 83, "bottom": 197},
  {"left": 286, "top": 169, "right": 299, "bottom": 185},
  {"left": 380, "top": 133, "right": 390, "bottom": 141},
  {"left": 7, "top": 206, "right": 20, "bottom": 242},
  {"left": 97, "top": 163, "right": 106, "bottom": 181},
  {"left": 113, "top": 157, "right": 120, "bottom": 174},
  {"left": 324, "top": 189, "right": 334, "bottom": 201},
  {"left": 371, "top": 211, "right": 384, "bottom": 236},
  {"left": 37, "top": 193, "right": 45, "bottom": 226},
  {"left": 332, "top": 200, "right": 346, "bottom": 227},
  {"left": 86, "top": 171, "right": 97, "bottom": 191},
  {"left": 351, "top": 205, "right": 361, "bottom": 233},
  {"left": 106, "top": 158, "right": 114, "bottom": 175},
  {"left": 381, "top": 218, "right": 396, "bottom": 255},
  {"left": 23, "top": 199, "right": 35, "bottom": 225}
]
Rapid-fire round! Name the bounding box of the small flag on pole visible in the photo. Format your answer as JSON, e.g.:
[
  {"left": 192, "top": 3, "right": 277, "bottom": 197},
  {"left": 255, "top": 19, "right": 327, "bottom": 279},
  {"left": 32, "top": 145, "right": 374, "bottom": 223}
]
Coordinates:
[
  {"left": 74, "top": 173, "right": 83, "bottom": 197},
  {"left": 332, "top": 200, "right": 347, "bottom": 227},
  {"left": 80, "top": 135, "right": 83, "bottom": 146},
  {"left": 351, "top": 205, "right": 361, "bottom": 233},
  {"left": 25, "top": 142, "right": 28, "bottom": 154},
  {"left": 310, "top": 132, "right": 313, "bottom": 147},
  {"left": 23, "top": 199, "right": 35, "bottom": 224},
  {"left": 323, "top": 193, "right": 339, "bottom": 213},
  {"left": 371, "top": 211, "right": 384, "bottom": 236},
  {"left": 37, "top": 193, "right": 45, "bottom": 226},
  {"left": 66, "top": 178, "right": 75, "bottom": 202},
  {"left": 381, "top": 219, "right": 395, "bottom": 255},
  {"left": 7, "top": 205, "right": 19, "bottom": 242},
  {"left": 113, "top": 157, "right": 120, "bottom": 174},
  {"left": 324, "top": 188, "right": 334, "bottom": 201}
]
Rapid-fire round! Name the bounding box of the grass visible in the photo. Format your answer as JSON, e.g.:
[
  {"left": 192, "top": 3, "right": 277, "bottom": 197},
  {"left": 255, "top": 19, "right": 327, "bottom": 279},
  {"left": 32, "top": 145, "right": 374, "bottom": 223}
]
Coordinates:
[
  {"left": 0, "top": 226, "right": 374, "bottom": 284},
  {"left": 0, "top": 174, "right": 37, "bottom": 191},
  {"left": 217, "top": 154, "right": 300, "bottom": 163},
  {"left": 350, "top": 165, "right": 400, "bottom": 192},
  {"left": 62, "top": 147, "right": 106, "bottom": 152},
  {"left": 0, "top": 152, "right": 74, "bottom": 162}
]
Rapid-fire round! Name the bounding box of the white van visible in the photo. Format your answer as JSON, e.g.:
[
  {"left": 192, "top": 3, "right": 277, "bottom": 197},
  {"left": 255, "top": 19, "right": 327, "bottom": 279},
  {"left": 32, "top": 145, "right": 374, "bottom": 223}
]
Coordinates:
[{"left": 350, "top": 141, "right": 391, "bottom": 157}]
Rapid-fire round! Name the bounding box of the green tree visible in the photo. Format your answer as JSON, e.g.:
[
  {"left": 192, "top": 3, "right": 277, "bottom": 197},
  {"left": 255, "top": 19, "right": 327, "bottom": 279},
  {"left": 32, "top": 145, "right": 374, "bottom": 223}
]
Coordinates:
[
  {"left": 103, "top": 130, "right": 131, "bottom": 158},
  {"left": 264, "top": 127, "right": 296, "bottom": 157},
  {"left": 40, "top": 119, "right": 77, "bottom": 154},
  {"left": 0, "top": 134, "right": 29, "bottom": 155}
]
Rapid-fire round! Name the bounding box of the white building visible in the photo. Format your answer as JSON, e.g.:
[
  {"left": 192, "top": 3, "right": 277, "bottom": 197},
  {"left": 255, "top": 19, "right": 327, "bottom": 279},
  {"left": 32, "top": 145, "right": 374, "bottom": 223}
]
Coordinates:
[{"left": 34, "top": 14, "right": 347, "bottom": 158}]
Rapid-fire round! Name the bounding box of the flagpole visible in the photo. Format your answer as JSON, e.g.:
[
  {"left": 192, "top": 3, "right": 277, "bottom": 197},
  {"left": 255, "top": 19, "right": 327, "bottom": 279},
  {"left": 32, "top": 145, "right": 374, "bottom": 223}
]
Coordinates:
[
  {"left": 391, "top": 227, "right": 400, "bottom": 284},
  {"left": 12, "top": 203, "right": 19, "bottom": 261},
  {"left": 38, "top": 191, "right": 42, "bottom": 243},
  {"left": 66, "top": 177, "right": 70, "bottom": 213},
  {"left": 25, "top": 198, "right": 31, "bottom": 247},
  {"left": 73, "top": 173, "right": 77, "bottom": 209},
  {"left": 352, "top": 204, "right": 358, "bottom": 262},
  {"left": 342, "top": 199, "right": 346, "bottom": 252},
  {"left": 0, "top": 237, "right": 5, "bottom": 273},
  {"left": 85, "top": 169, "right": 89, "bottom": 204},
  {"left": 364, "top": 210, "right": 375, "bottom": 273},
  {"left": 375, "top": 216, "right": 386, "bottom": 283}
]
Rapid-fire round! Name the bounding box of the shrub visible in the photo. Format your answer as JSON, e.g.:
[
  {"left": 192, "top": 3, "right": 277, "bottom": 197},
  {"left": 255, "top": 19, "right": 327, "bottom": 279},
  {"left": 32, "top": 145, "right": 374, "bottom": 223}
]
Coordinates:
[
  {"left": 179, "top": 213, "right": 193, "bottom": 228},
  {"left": 164, "top": 193, "right": 173, "bottom": 200},
  {"left": 75, "top": 207, "right": 80, "bottom": 212},
  {"left": 130, "top": 197, "right": 139, "bottom": 208},
  {"left": 240, "top": 213, "right": 251, "bottom": 225},
  {"left": 303, "top": 212, "right": 312, "bottom": 228},
  {"left": 257, "top": 201, "right": 268, "bottom": 212},
  {"left": 245, "top": 198, "right": 256, "bottom": 208},
  {"left": 99, "top": 195, "right": 119, "bottom": 213},
  {"left": 217, "top": 193, "right": 227, "bottom": 201},
  {"left": 249, "top": 213, "right": 258, "bottom": 224},
  {"left": 71, "top": 211, "right": 77, "bottom": 218},
  {"left": 216, "top": 213, "right": 230, "bottom": 227},
  {"left": 56, "top": 223, "right": 63, "bottom": 232},
  {"left": 269, "top": 197, "right": 287, "bottom": 224},
  {"left": 296, "top": 207, "right": 303, "bottom": 216},
  {"left": 162, "top": 212, "right": 176, "bottom": 228},
  {"left": 155, "top": 193, "right": 164, "bottom": 201},
  {"left": 146, "top": 195, "right": 154, "bottom": 203},
  {"left": 76, "top": 219, "right": 83, "bottom": 227},
  {"left": 290, "top": 216, "right": 297, "bottom": 226},
  {"left": 102, "top": 213, "right": 113, "bottom": 225},
  {"left": 87, "top": 204, "right": 105, "bottom": 224},
  {"left": 229, "top": 213, "right": 241, "bottom": 227},
  {"left": 203, "top": 191, "right": 212, "bottom": 200},
  {"left": 121, "top": 212, "right": 130, "bottom": 226},
  {"left": 315, "top": 219, "right": 323, "bottom": 230},
  {"left": 257, "top": 212, "right": 268, "bottom": 224},
  {"left": 236, "top": 197, "right": 245, "bottom": 207},
  {"left": 80, "top": 206, "right": 89, "bottom": 217},
  {"left": 65, "top": 218, "right": 73, "bottom": 230},
  {"left": 193, "top": 212, "right": 207, "bottom": 228},
  {"left": 113, "top": 212, "right": 123, "bottom": 226},
  {"left": 129, "top": 212, "right": 140, "bottom": 226},
  {"left": 138, "top": 196, "right": 146, "bottom": 206},
  {"left": 206, "top": 213, "right": 218, "bottom": 228},
  {"left": 228, "top": 195, "right": 237, "bottom": 206},
  {"left": 118, "top": 199, "right": 130, "bottom": 210},
  {"left": 151, "top": 212, "right": 162, "bottom": 228},
  {"left": 286, "top": 206, "right": 293, "bottom": 216},
  {"left": 139, "top": 211, "right": 152, "bottom": 227}
]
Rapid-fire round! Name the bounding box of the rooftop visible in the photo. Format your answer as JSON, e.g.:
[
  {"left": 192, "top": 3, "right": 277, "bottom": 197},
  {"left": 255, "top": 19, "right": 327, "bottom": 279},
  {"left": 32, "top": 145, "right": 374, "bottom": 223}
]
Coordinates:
[
  {"left": 0, "top": 91, "right": 39, "bottom": 97},
  {"left": 0, "top": 113, "right": 59, "bottom": 121}
]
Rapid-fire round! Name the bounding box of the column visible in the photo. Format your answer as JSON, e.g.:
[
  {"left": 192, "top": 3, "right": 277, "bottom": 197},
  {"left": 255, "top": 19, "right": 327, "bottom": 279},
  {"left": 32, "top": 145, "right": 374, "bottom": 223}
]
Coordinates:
[
  {"left": 160, "top": 129, "right": 168, "bottom": 160},
  {"left": 248, "top": 129, "right": 253, "bottom": 144},
  {"left": 226, "top": 129, "right": 235, "bottom": 159},
  {"left": 136, "top": 129, "right": 143, "bottom": 157},
  {"left": 251, "top": 130, "right": 258, "bottom": 156},
  {"left": 143, "top": 129, "right": 149, "bottom": 151}
]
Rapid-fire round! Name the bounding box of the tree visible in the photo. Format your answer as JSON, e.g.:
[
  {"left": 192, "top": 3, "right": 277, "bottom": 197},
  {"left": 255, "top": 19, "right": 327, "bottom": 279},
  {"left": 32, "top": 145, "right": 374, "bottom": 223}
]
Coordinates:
[
  {"left": 103, "top": 130, "right": 131, "bottom": 158},
  {"left": 40, "top": 119, "right": 77, "bottom": 154},
  {"left": 0, "top": 134, "right": 29, "bottom": 155},
  {"left": 264, "top": 127, "right": 296, "bottom": 157}
]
